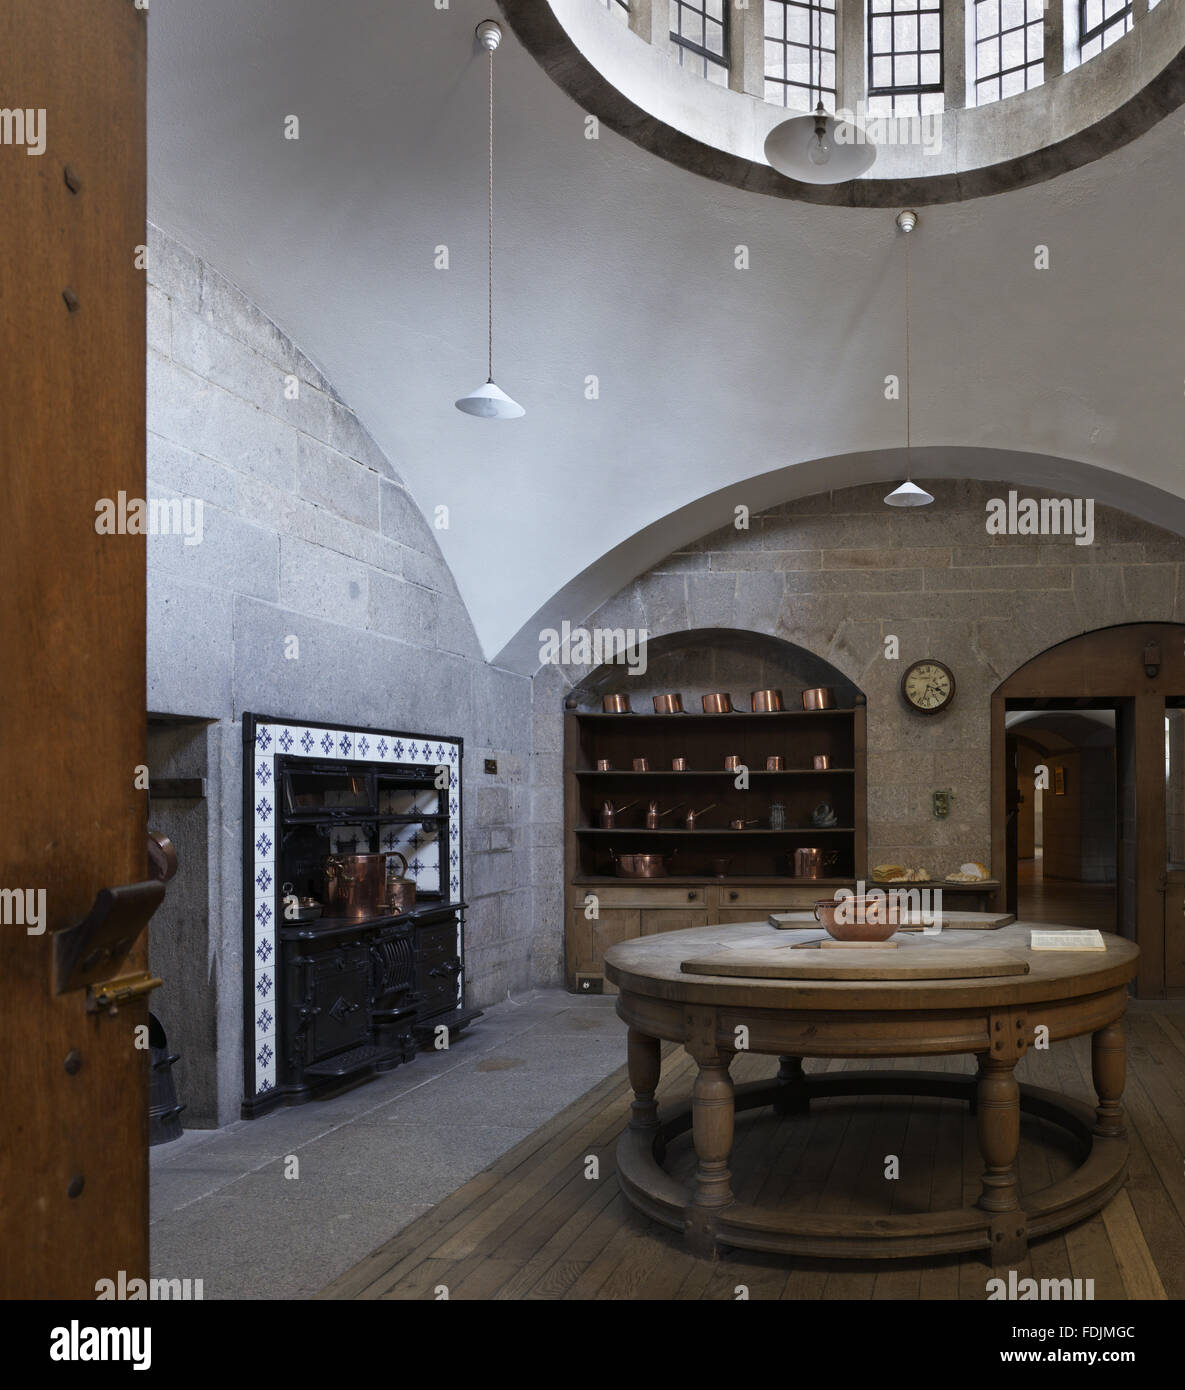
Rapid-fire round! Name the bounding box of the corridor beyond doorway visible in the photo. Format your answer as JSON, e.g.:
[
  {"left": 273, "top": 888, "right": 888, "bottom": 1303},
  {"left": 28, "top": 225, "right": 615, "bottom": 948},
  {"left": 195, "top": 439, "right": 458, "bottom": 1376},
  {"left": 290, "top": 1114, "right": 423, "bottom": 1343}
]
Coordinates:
[{"left": 1017, "top": 855, "right": 1117, "bottom": 932}]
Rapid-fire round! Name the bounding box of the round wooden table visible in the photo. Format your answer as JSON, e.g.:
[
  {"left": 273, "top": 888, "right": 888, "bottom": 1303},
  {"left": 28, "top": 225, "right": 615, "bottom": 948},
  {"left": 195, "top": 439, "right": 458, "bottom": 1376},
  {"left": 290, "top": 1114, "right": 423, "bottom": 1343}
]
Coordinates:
[{"left": 603, "top": 920, "right": 1139, "bottom": 1261}]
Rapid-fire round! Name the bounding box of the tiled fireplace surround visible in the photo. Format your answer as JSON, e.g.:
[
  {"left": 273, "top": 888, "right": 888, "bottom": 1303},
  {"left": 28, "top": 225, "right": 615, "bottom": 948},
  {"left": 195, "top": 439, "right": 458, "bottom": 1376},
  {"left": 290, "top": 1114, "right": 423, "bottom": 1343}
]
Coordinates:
[{"left": 246, "top": 716, "right": 462, "bottom": 1104}]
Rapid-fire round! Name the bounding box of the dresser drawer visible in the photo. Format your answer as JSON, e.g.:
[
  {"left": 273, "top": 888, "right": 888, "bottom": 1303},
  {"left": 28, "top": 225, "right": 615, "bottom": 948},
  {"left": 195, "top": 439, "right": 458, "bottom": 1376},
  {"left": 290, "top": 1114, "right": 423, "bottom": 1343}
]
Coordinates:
[
  {"left": 716, "top": 884, "right": 853, "bottom": 910},
  {"left": 584, "top": 884, "right": 708, "bottom": 908}
]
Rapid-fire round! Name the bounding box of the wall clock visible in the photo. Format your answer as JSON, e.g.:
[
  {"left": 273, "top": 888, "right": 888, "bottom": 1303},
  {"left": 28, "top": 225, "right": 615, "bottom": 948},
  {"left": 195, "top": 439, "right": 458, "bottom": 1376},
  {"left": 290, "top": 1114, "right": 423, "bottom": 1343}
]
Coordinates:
[{"left": 901, "top": 659, "right": 956, "bottom": 715}]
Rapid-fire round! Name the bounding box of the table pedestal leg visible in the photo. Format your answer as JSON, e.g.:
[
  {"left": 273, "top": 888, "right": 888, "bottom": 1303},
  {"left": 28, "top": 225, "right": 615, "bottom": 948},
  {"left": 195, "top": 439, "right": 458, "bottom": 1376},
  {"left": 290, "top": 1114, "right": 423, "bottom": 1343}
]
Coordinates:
[
  {"left": 627, "top": 1028, "right": 661, "bottom": 1132},
  {"left": 685, "top": 1044, "right": 735, "bottom": 1257},
  {"left": 977, "top": 1054, "right": 1027, "bottom": 1263},
  {"left": 1092, "top": 1018, "right": 1126, "bottom": 1138},
  {"left": 773, "top": 1055, "right": 808, "bottom": 1115}
]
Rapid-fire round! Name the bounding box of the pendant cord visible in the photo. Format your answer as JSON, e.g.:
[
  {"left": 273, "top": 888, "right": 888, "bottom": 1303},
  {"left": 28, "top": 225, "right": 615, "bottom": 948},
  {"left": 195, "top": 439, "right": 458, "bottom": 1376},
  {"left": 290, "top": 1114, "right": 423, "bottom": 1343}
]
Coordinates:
[
  {"left": 488, "top": 45, "right": 494, "bottom": 383},
  {"left": 904, "top": 227, "right": 911, "bottom": 481}
]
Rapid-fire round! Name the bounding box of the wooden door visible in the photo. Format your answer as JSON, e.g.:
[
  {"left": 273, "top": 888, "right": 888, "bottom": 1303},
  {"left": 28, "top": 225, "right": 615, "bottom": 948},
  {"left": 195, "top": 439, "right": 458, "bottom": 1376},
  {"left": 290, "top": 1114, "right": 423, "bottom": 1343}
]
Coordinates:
[{"left": 0, "top": 1, "right": 148, "bottom": 1297}]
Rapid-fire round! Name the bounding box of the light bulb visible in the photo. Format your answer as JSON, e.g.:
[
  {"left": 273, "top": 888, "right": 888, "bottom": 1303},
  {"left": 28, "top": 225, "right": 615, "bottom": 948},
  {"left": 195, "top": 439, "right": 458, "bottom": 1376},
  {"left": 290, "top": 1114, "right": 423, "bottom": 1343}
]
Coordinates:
[{"left": 808, "top": 128, "right": 832, "bottom": 167}]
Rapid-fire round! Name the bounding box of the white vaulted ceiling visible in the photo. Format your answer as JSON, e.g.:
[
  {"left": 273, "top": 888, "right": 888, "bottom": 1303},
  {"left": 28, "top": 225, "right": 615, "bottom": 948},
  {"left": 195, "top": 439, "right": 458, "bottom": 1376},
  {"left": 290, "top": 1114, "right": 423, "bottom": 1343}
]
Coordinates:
[{"left": 147, "top": 0, "right": 1185, "bottom": 671}]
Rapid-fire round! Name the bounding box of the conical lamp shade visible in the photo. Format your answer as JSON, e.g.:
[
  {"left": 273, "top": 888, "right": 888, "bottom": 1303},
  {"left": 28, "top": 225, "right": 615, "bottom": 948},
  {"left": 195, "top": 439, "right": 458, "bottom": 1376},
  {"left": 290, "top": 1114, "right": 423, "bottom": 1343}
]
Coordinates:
[
  {"left": 455, "top": 380, "right": 525, "bottom": 419},
  {"left": 884, "top": 480, "right": 934, "bottom": 508},
  {"left": 764, "top": 111, "right": 876, "bottom": 185}
]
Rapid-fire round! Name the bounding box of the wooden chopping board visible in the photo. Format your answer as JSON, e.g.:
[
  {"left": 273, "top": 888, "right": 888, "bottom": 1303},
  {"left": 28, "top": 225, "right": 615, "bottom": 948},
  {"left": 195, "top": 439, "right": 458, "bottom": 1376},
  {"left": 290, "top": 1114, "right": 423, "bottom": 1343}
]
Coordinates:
[
  {"left": 680, "top": 936, "right": 1030, "bottom": 981},
  {"left": 768, "top": 910, "right": 1014, "bottom": 931}
]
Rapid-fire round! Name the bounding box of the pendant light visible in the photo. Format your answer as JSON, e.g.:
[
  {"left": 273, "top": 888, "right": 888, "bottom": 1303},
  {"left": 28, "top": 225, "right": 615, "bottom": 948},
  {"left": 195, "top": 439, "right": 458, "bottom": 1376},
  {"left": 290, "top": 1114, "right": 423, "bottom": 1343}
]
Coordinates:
[
  {"left": 884, "top": 210, "right": 934, "bottom": 508},
  {"left": 455, "top": 21, "right": 524, "bottom": 419},
  {"left": 764, "top": 101, "right": 876, "bottom": 185}
]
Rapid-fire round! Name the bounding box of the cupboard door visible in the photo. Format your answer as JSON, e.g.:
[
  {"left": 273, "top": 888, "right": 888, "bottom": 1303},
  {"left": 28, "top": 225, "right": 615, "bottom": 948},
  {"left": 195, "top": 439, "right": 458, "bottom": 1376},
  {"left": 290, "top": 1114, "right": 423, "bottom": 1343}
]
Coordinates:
[
  {"left": 567, "top": 909, "right": 641, "bottom": 990},
  {"left": 640, "top": 910, "right": 710, "bottom": 936}
]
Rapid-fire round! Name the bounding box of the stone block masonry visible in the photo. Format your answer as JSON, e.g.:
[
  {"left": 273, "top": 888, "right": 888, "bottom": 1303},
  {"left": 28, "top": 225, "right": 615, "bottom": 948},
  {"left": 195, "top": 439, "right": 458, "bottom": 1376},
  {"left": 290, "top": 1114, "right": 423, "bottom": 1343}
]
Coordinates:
[{"left": 145, "top": 224, "right": 541, "bottom": 1123}]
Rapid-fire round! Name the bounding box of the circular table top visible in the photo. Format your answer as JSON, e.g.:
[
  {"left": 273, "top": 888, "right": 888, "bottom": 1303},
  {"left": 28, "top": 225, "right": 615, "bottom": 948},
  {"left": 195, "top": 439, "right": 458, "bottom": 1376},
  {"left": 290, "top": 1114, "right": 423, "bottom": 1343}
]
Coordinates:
[{"left": 603, "top": 920, "right": 1139, "bottom": 1012}]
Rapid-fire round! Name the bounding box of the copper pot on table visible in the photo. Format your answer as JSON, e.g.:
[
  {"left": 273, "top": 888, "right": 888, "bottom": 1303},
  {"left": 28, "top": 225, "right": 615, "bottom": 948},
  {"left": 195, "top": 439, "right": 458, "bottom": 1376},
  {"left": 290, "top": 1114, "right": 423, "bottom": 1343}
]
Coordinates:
[
  {"left": 801, "top": 686, "right": 836, "bottom": 711},
  {"left": 653, "top": 693, "right": 683, "bottom": 714},
  {"left": 751, "top": 689, "right": 784, "bottom": 712},
  {"left": 702, "top": 692, "right": 733, "bottom": 714}
]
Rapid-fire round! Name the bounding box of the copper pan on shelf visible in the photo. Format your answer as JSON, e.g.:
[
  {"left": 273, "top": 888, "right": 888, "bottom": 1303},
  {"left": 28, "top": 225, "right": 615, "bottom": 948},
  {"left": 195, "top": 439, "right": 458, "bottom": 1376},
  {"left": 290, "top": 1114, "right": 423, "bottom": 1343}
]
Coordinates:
[
  {"left": 652, "top": 693, "right": 684, "bottom": 714},
  {"left": 602, "top": 694, "right": 632, "bottom": 713},
  {"left": 801, "top": 686, "right": 836, "bottom": 711},
  {"left": 751, "top": 689, "right": 784, "bottom": 712},
  {"left": 611, "top": 849, "right": 679, "bottom": 879},
  {"left": 701, "top": 692, "right": 733, "bottom": 714}
]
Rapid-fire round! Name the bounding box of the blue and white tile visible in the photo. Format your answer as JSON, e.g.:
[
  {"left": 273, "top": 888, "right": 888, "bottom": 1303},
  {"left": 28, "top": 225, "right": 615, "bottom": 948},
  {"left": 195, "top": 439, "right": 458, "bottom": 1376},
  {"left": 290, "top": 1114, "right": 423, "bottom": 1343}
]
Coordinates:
[
  {"left": 293, "top": 725, "right": 318, "bottom": 758},
  {"left": 254, "top": 1034, "right": 277, "bottom": 1093},
  {"left": 253, "top": 893, "right": 277, "bottom": 938},
  {"left": 253, "top": 999, "right": 276, "bottom": 1041},
  {"left": 273, "top": 723, "right": 299, "bottom": 756},
  {"left": 253, "top": 722, "right": 275, "bottom": 756},
  {"left": 252, "top": 925, "right": 277, "bottom": 973},
  {"left": 253, "top": 966, "right": 276, "bottom": 1010}
]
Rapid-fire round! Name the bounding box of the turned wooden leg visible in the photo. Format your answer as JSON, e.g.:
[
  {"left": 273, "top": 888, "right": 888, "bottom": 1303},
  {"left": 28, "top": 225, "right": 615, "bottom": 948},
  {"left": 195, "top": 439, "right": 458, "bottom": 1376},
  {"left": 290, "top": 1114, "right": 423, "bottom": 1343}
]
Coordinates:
[
  {"left": 976, "top": 1056, "right": 1020, "bottom": 1214},
  {"left": 773, "top": 1054, "right": 809, "bottom": 1115},
  {"left": 690, "top": 1047, "right": 735, "bottom": 1210},
  {"left": 627, "top": 1027, "right": 661, "bottom": 1131},
  {"left": 1092, "top": 1018, "right": 1126, "bottom": 1138}
]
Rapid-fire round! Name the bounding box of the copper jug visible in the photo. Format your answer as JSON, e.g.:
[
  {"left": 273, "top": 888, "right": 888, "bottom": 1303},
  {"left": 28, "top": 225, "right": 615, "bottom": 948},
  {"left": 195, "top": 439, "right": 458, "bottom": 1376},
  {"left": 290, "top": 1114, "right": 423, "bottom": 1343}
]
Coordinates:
[
  {"left": 600, "top": 799, "right": 639, "bottom": 829},
  {"left": 793, "top": 847, "right": 838, "bottom": 880}
]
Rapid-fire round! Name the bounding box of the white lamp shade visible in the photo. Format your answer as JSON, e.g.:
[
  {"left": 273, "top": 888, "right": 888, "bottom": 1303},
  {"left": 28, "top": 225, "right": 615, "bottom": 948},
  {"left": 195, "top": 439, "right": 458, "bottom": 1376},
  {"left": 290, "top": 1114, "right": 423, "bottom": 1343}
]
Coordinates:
[
  {"left": 455, "top": 380, "right": 525, "bottom": 419},
  {"left": 884, "top": 480, "right": 934, "bottom": 508},
  {"left": 764, "top": 112, "right": 877, "bottom": 185}
]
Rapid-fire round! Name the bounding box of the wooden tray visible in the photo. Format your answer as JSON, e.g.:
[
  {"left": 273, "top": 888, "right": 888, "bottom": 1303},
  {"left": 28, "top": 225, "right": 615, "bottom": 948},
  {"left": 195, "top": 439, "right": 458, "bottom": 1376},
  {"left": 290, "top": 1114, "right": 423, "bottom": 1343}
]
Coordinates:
[
  {"left": 680, "top": 939, "right": 1030, "bottom": 981},
  {"left": 768, "top": 910, "right": 1013, "bottom": 931}
]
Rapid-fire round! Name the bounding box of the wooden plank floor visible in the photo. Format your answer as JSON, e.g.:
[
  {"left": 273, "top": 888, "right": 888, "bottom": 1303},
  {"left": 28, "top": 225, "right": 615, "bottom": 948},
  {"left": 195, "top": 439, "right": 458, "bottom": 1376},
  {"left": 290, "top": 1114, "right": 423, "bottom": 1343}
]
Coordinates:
[{"left": 317, "top": 1003, "right": 1184, "bottom": 1301}]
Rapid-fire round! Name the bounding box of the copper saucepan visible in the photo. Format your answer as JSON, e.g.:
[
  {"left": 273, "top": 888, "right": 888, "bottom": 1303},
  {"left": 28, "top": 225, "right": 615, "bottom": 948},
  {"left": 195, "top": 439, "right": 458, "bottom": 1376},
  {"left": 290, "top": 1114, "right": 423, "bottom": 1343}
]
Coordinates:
[
  {"left": 766, "top": 756, "right": 785, "bottom": 771},
  {"left": 602, "top": 694, "right": 631, "bottom": 713},
  {"left": 729, "top": 818, "right": 759, "bottom": 830},
  {"left": 685, "top": 804, "right": 716, "bottom": 829},
  {"left": 751, "top": 689, "right": 784, "bottom": 712},
  {"left": 612, "top": 850, "right": 678, "bottom": 879},
  {"left": 671, "top": 757, "right": 688, "bottom": 771},
  {"left": 599, "top": 798, "right": 639, "bottom": 829},
  {"left": 801, "top": 686, "right": 836, "bottom": 711},
  {"left": 653, "top": 693, "right": 683, "bottom": 714},
  {"left": 813, "top": 754, "right": 831, "bottom": 769},
  {"left": 702, "top": 692, "right": 733, "bottom": 714}
]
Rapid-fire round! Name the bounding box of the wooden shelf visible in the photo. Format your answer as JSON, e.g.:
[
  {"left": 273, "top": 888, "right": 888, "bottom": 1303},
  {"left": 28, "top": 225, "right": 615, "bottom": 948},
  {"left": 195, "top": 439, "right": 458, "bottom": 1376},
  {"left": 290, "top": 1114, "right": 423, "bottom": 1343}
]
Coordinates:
[
  {"left": 576, "top": 826, "right": 855, "bottom": 836},
  {"left": 575, "top": 708, "right": 857, "bottom": 724},
  {"left": 573, "top": 875, "right": 854, "bottom": 886},
  {"left": 574, "top": 768, "right": 854, "bottom": 778}
]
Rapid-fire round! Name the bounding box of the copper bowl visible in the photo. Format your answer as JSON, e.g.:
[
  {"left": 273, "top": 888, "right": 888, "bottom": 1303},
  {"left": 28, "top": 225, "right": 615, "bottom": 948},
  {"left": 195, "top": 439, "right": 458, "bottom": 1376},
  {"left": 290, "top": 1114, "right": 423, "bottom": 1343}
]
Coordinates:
[
  {"left": 602, "top": 694, "right": 631, "bottom": 713},
  {"left": 813, "top": 754, "right": 831, "bottom": 770},
  {"left": 813, "top": 895, "right": 898, "bottom": 942},
  {"left": 614, "top": 852, "right": 677, "bottom": 879},
  {"left": 802, "top": 686, "right": 836, "bottom": 711},
  {"left": 702, "top": 692, "right": 733, "bottom": 714},
  {"left": 653, "top": 693, "right": 684, "bottom": 714},
  {"left": 751, "top": 689, "right": 784, "bottom": 713}
]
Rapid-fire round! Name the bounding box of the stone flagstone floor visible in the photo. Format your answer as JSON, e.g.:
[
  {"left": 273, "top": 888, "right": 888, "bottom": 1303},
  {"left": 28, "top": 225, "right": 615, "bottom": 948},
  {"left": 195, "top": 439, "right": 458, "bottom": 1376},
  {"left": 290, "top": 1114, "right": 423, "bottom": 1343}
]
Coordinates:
[{"left": 149, "top": 989, "right": 625, "bottom": 1299}]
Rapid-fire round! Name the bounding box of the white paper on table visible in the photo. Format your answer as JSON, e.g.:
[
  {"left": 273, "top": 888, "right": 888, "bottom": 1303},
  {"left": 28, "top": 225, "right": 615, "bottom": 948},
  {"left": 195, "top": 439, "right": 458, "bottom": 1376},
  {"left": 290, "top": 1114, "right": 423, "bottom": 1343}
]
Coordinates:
[{"left": 1029, "top": 929, "right": 1106, "bottom": 952}]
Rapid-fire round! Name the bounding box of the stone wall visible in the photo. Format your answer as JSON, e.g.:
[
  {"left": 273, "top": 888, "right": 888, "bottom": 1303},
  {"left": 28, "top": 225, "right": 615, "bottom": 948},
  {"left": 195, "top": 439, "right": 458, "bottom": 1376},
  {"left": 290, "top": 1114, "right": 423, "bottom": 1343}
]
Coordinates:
[
  {"left": 145, "top": 224, "right": 538, "bottom": 1124},
  {"left": 538, "top": 480, "right": 1183, "bottom": 883}
]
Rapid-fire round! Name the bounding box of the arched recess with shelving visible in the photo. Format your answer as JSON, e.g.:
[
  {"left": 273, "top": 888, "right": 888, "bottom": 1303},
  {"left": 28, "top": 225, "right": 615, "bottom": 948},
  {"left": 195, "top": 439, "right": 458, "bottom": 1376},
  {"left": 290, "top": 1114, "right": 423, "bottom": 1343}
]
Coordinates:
[{"left": 561, "top": 628, "right": 868, "bottom": 991}]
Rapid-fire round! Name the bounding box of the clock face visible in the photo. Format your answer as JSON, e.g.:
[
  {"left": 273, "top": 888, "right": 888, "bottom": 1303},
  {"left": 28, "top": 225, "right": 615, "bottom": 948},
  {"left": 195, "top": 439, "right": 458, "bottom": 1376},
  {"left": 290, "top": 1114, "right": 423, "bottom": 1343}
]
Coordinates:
[{"left": 902, "top": 660, "right": 955, "bottom": 714}]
